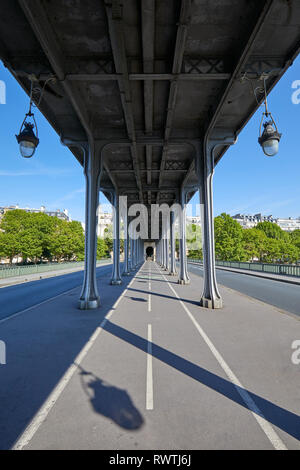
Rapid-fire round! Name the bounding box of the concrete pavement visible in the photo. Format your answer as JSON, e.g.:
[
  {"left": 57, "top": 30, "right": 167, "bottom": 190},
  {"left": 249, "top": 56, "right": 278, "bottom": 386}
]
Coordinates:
[
  {"left": 0, "top": 261, "right": 299, "bottom": 450},
  {"left": 187, "top": 262, "right": 300, "bottom": 317},
  {"left": 0, "top": 260, "right": 111, "bottom": 289},
  {"left": 188, "top": 261, "right": 300, "bottom": 286},
  {"left": 0, "top": 262, "right": 113, "bottom": 322}
]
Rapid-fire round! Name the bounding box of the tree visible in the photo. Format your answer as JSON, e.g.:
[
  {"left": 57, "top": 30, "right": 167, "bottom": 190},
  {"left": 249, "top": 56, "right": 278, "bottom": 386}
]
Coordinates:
[
  {"left": 256, "top": 221, "right": 289, "bottom": 241},
  {"left": 214, "top": 213, "right": 245, "bottom": 261},
  {"left": 0, "top": 232, "right": 20, "bottom": 263},
  {"left": 48, "top": 219, "right": 85, "bottom": 262},
  {"left": 0, "top": 209, "right": 87, "bottom": 264},
  {"left": 277, "top": 241, "right": 299, "bottom": 264},
  {"left": 242, "top": 228, "right": 268, "bottom": 262},
  {"left": 186, "top": 223, "right": 202, "bottom": 252},
  {"left": 290, "top": 229, "right": 300, "bottom": 250},
  {"left": 97, "top": 238, "right": 109, "bottom": 259},
  {"left": 19, "top": 228, "right": 43, "bottom": 262},
  {"left": 261, "top": 238, "right": 283, "bottom": 263}
]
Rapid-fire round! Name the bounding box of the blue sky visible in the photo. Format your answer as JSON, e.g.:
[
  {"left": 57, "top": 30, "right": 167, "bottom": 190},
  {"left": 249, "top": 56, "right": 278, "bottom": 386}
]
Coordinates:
[{"left": 0, "top": 56, "right": 299, "bottom": 222}]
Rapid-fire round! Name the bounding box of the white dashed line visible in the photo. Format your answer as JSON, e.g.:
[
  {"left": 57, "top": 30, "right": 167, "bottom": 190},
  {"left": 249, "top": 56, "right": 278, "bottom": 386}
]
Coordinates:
[
  {"left": 146, "top": 323, "right": 154, "bottom": 410},
  {"left": 12, "top": 266, "right": 143, "bottom": 450},
  {"left": 159, "top": 266, "right": 287, "bottom": 451}
]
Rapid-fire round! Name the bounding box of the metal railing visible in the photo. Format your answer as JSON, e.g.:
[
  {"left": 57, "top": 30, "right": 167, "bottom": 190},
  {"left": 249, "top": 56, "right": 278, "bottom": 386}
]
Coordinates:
[
  {"left": 188, "top": 259, "right": 300, "bottom": 278},
  {"left": 0, "top": 259, "right": 110, "bottom": 280}
]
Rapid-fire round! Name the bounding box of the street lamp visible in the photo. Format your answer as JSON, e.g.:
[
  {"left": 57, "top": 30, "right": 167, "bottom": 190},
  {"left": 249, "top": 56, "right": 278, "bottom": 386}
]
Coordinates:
[
  {"left": 16, "top": 114, "right": 39, "bottom": 158},
  {"left": 258, "top": 76, "right": 281, "bottom": 157},
  {"left": 258, "top": 116, "right": 282, "bottom": 157},
  {"left": 16, "top": 77, "right": 40, "bottom": 158}
]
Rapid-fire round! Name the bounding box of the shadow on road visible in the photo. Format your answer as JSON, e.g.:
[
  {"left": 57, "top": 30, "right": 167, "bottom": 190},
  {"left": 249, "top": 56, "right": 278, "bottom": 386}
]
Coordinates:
[
  {"left": 128, "top": 287, "right": 200, "bottom": 307},
  {"left": 0, "top": 271, "right": 133, "bottom": 450},
  {"left": 103, "top": 320, "right": 300, "bottom": 442},
  {"left": 128, "top": 296, "right": 147, "bottom": 302},
  {"left": 78, "top": 366, "right": 144, "bottom": 431}
]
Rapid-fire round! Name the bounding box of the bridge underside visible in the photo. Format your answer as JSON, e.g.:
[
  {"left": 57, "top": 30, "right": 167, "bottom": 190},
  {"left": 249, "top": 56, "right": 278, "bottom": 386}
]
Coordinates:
[{"left": 0, "top": 0, "right": 299, "bottom": 308}]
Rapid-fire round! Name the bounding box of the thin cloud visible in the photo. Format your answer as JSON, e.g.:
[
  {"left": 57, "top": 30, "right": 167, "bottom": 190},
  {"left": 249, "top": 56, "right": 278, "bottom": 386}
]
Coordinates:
[
  {"left": 48, "top": 188, "right": 85, "bottom": 209},
  {"left": 0, "top": 168, "right": 75, "bottom": 177}
]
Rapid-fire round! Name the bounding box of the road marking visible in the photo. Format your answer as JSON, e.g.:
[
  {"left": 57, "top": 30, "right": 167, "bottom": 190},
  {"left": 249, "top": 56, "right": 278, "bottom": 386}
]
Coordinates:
[
  {"left": 12, "top": 264, "right": 144, "bottom": 451},
  {"left": 148, "top": 294, "right": 151, "bottom": 312},
  {"left": 146, "top": 323, "right": 154, "bottom": 410},
  {"left": 159, "top": 265, "right": 287, "bottom": 451},
  {"left": 0, "top": 265, "right": 113, "bottom": 325},
  {"left": 0, "top": 287, "right": 78, "bottom": 325}
]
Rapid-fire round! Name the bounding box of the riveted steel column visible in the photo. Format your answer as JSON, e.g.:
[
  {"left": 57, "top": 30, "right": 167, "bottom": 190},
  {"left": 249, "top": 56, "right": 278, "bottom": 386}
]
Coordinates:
[
  {"left": 111, "top": 191, "right": 122, "bottom": 285},
  {"left": 133, "top": 237, "right": 137, "bottom": 269},
  {"left": 162, "top": 232, "right": 165, "bottom": 268},
  {"left": 165, "top": 233, "right": 170, "bottom": 272},
  {"left": 169, "top": 211, "right": 177, "bottom": 275},
  {"left": 122, "top": 200, "right": 130, "bottom": 276},
  {"left": 160, "top": 238, "right": 162, "bottom": 266},
  {"left": 198, "top": 135, "right": 236, "bottom": 308},
  {"left": 178, "top": 188, "right": 190, "bottom": 285},
  {"left": 131, "top": 236, "right": 135, "bottom": 270},
  {"left": 79, "top": 141, "right": 102, "bottom": 309}
]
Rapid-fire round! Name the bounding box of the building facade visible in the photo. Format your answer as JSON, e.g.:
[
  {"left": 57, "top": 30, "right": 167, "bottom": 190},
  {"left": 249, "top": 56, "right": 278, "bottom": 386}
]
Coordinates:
[
  {"left": 232, "top": 213, "right": 300, "bottom": 232},
  {"left": 0, "top": 205, "right": 71, "bottom": 222},
  {"left": 97, "top": 210, "right": 113, "bottom": 237}
]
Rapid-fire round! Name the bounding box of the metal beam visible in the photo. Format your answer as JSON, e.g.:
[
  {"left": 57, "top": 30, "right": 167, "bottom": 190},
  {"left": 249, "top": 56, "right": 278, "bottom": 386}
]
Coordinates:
[
  {"left": 157, "top": 0, "right": 191, "bottom": 203},
  {"left": 205, "top": 0, "right": 275, "bottom": 141},
  {"left": 104, "top": 0, "right": 143, "bottom": 202},
  {"left": 182, "top": 0, "right": 275, "bottom": 189},
  {"left": 142, "top": 0, "right": 155, "bottom": 201},
  {"left": 110, "top": 168, "right": 187, "bottom": 173},
  {"left": 18, "top": 0, "right": 92, "bottom": 140},
  {"left": 64, "top": 73, "right": 231, "bottom": 81}
]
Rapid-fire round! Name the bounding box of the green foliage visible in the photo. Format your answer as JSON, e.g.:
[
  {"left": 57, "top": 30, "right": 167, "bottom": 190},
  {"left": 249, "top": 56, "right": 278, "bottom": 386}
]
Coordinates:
[
  {"left": 188, "top": 249, "right": 203, "bottom": 259},
  {"left": 97, "top": 238, "right": 109, "bottom": 259},
  {"left": 186, "top": 223, "right": 202, "bottom": 252},
  {"left": 242, "top": 228, "right": 268, "bottom": 262},
  {"left": 0, "top": 231, "right": 20, "bottom": 262},
  {"left": 214, "top": 213, "right": 245, "bottom": 261},
  {"left": 213, "top": 214, "right": 299, "bottom": 264},
  {"left": 290, "top": 229, "right": 300, "bottom": 250},
  {"left": 0, "top": 209, "right": 108, "bottom": 264},
  {"left": 256, "top": 221, "right": 289, "bottom": 241}
]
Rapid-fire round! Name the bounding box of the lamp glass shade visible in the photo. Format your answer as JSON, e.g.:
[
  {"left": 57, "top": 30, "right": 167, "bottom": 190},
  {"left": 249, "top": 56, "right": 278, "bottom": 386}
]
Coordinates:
[
  {"left": 19, "top": 140, "right": 36, "bottom": 158},
  {"left": 262, "top": 138, "right": 279, "bottom": 157}
]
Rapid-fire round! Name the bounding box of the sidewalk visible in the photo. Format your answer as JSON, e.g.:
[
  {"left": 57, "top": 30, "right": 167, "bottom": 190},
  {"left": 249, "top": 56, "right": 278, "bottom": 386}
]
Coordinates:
[
  {"left": 0, "top": 260, "right": 112, "bottom": 288},
  {"left": 188, "top": 261, "right": 300, "bottom": 286},
  {"left": 1, "top": 262, "right": 299, "bottom": 450}
]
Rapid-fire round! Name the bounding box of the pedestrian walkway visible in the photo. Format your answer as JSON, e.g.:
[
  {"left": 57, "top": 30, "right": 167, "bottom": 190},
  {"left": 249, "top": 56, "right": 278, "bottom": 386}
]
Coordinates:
[
  {"left": 188, "top": 261, "right": 300, "bottom": 286},
  {"left": 0, "top": 262, "right": 299, "bottom": 450},
  {"left": 0, "top": 260, "right": 111, "bottom": 288}
]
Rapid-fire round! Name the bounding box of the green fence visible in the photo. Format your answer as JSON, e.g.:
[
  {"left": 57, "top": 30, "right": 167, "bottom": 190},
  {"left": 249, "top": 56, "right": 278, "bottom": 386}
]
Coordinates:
[
  {"left": 188, "top": 259, "right": 300, "bottom": 278},
  {"left": 0, "top": 259, "right": 110, "bottom": 280}
]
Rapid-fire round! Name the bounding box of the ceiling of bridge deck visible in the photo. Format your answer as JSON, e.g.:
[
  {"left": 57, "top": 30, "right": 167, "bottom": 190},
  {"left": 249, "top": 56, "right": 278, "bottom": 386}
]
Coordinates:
[{"left": 0, "top": 0, "right": 299, "bottom": 208}]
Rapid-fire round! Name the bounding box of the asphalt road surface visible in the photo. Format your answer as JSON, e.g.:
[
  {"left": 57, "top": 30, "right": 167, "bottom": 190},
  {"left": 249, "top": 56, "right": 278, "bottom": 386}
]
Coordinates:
[
  {"left": 0, "top": 263, "right": 114, "bottom": 321},
  {"left": 1, "top": 262, "right": 300, "bottom": 450},
  {"left": 187, "top": 263, "right": 300, "bottom": 317}
]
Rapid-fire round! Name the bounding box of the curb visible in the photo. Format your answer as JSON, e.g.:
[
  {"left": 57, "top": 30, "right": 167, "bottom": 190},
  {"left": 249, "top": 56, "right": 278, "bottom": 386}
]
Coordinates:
[
  {"left": 0, "top": 262, "right": 112, "bottom": 288},
  {"left": 188, "top": 262, "right": 300, "bottom": 287}
]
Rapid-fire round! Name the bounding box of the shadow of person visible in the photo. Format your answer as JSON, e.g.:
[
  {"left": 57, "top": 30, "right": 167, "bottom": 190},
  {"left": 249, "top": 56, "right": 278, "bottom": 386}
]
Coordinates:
[{"left": 78, "top": 366, "right": 144, "bottom": 431}]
